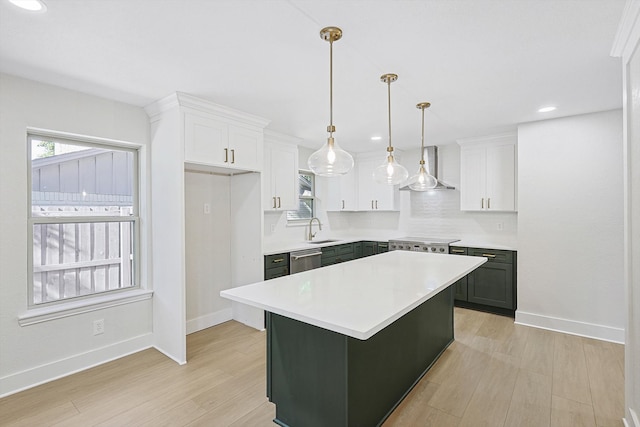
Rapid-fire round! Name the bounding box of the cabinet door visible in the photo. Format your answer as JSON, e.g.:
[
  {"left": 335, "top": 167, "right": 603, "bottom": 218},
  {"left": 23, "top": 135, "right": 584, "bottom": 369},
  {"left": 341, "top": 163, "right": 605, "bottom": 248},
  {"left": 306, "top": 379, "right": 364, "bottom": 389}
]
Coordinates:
[
  {"left": 357, "top": 158, "right": 376, "bottom": 210},
  {"left": 229, "top": 125, "right": 261, "bottom": 171},
  {"left": 460, "top": 147, "right": 486, "bottom": 211},
  {"left": 485, "top": 144, "right": 515, "bottom": 211},
  {"left": 356, "top": 157, "right": 399, "bottom": 211},
  {"left": 271, "top": 146, "right": 298, "bottom": 210},
  {"left": 263, "top": 143, "right": 298, "bottom": 211},
  {"left": 467, "top": 262, "right": 514, "bottom": 309},
  {"left": 324, "top": 169, "right": 358, "bottom": 211},
  {"left": 184, "top": 113, "right": 228, "bottom": 165},
  {"left": 453, "top": 277, "right": 468, "bottom": 301},
  {"left": 341, "top": 169, "right": 357, "bottom": 210},
  {"left": 361, "top": 241, "right": 376, "bottom": 257},
  {"left": 321, "top": 175, "right": 344, "bottom": 211}
]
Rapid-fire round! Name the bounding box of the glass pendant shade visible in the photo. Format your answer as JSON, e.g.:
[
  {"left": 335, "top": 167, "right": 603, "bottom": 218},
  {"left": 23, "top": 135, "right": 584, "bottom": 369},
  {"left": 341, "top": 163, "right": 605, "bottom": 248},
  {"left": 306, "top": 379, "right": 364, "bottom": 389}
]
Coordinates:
[
  {"left": 373, "top": 154, "right": 409, "bottom": 185},
  {"left": 408, "top": 102, "right": 437, "bottom": 191},
  {"left": 375, "top": 73, "right": 408, "bottom": 185},
  {"left": 308, "top": 137, "right": 354, "bottom": 176},
  {"left": 308, "top": 26, "right": 353, "bottom": 177},
  {"left": 407, "top": 165, "right": 437, "bottom": 191}
]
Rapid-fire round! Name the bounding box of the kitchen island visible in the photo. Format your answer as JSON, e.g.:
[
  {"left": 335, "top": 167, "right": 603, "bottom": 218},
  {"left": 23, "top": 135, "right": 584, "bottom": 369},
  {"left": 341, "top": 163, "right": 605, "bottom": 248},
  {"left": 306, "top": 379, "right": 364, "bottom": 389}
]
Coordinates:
[{"left": 221, "top": 251, "right": 486, "bottom": 426}]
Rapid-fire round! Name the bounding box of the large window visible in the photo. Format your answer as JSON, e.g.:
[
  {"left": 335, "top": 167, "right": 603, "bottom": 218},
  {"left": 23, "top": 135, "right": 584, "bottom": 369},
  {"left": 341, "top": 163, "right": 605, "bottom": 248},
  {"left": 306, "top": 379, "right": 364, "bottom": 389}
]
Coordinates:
[
  {"left": 28, "top": 134, "right": 139, "bottom": 306},
  {"left": 287, "top": 171, "right": 315, "bottom": 222}
]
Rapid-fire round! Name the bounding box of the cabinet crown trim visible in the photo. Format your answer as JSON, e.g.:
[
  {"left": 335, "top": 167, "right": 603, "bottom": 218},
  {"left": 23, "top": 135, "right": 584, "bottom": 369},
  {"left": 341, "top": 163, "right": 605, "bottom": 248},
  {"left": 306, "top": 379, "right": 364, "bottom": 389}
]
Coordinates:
[
  {"left": 145, "top": 92, "right": 271, "bottom": 128},
  {"left": 457, "top": 132, "right": 517, "bottom": 147},
  {"left": 610, "top": 0, "right": 640, "bottom": 59},
  {"left": 264, "top": 129, "right": 303, "bottom": 145}
]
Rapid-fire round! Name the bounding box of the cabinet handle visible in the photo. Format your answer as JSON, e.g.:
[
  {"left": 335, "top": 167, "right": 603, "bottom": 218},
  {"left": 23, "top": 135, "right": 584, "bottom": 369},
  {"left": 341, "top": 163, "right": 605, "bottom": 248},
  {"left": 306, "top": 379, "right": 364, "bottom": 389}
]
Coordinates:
[
  {"left": 482, "top": 253, "right": 496, "bottom": 258},
  {"left": 272, "top": 197, "right": 276, "bottom": 209},
  {"left": 231, "top": 149, "right": 235, "bottom": 164},
  {"left": 487, "top": 198, "right": 491, "bottom": 209},
  {"left": 277, "top": 197, "right": 281, "bottom": 208},
  {"left": 342, "top": 200, "right": 345, "bottom": 210},
  {"left": 481, "top": 198, "right": 484, "bottom": 209},
  {"left": 451, "top": 249, "right": 465, "bottom": 254},
  {"left": 371, "top": 200, "right": 374, "bottom": 209},
  {"left": 375, "top": 200, "right": 378, "bottom": 209},
  {"left": 224, "top": 148, "right": 229, "bottom": 163},
  {"left": 272, "top": 258, "right": 285, "bottom": 263}
]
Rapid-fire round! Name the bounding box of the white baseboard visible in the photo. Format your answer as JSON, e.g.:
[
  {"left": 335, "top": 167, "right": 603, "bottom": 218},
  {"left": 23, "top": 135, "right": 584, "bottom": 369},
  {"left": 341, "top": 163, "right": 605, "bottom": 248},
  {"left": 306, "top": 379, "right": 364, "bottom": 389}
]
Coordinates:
[
  {"left": 0, "top": 332, "right": 153, "bottom": 398},
  {"left": 186, "top": 308, "right": 233, "bottom": 335},
  {"left": 515, "top": 311, "right": 625, "bottom": 343}
]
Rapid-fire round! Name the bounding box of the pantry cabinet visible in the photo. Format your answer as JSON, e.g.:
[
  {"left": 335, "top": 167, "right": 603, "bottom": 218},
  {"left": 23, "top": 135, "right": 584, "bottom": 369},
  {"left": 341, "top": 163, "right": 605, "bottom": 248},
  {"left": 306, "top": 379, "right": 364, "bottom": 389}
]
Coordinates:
[
  {"left": 145, "top": 92, "right": 269, "bottom": 363},
  {"left": 184, "top": 111, "right": 263, "bottom": 172},
  {"left": 263, "top": 132, "right": 299, "bottom": 211},
  {"left": 458, "top": 133, "right": 516, "bottom": 212}
]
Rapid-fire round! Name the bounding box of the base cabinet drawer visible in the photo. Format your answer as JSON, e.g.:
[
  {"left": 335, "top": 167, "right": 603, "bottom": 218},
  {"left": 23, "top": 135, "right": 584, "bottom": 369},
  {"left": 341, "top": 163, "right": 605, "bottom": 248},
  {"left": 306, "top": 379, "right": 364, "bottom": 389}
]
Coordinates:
[{"left": 264, "top": 253, "right": 290, "bottom": 280}]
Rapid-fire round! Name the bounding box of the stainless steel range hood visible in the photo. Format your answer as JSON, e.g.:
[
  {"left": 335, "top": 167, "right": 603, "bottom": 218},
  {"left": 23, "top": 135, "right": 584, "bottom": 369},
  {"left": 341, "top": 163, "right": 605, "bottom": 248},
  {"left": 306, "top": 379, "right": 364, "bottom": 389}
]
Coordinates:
[{"left": 400, "top": 146, "right": 455, "bottom": 191}]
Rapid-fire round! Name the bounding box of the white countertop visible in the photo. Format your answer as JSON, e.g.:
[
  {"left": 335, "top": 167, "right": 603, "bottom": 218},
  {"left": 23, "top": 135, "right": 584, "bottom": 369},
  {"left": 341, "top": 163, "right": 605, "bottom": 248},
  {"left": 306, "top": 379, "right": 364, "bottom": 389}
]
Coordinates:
[
  {"left": 221, "top": 251, "right": 486, "bottom": 340},
  {"left": 451, "top": 240, "right": 518, "bottom": 251},
  {"left": 263, "top": 237, "right": 516, "bottom": 255},
  {"left": 263, "top": 237, "right": 365, "bottom": 255}
]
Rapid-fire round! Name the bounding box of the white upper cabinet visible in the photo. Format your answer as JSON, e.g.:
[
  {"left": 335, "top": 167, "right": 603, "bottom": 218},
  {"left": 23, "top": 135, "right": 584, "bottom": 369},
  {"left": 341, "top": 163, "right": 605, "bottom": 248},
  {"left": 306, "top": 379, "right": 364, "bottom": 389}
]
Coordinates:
[
  {"left": 147, "top": 92, "right": 270, "bottom": 173},
  {"left": 356, "top": 154, "right": 401, "bottom": 211},
  {"left": 322, "top": 168, "right": 357, "bottom": 211},
  {"left": 184, "top": 112, "right": 263, "bottom": 171},
  {"left": 458, "top": 133, "right": 517, "bottom": 212},
  {"left": 263, "top": 131, "right": 299, "bottom": 211}
]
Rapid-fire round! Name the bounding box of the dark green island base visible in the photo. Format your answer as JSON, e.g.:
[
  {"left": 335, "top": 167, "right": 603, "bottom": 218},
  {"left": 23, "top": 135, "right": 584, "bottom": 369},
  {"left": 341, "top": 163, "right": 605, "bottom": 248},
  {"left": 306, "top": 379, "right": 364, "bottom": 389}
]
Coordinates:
[{"left": 266, "top": 286, "right": 454, "bottom": 427}]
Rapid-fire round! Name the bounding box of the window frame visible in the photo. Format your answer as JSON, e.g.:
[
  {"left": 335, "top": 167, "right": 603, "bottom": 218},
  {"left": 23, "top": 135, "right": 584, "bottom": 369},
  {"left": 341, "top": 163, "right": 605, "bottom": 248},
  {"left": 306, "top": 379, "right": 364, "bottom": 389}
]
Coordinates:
[
  {"left": 286, "top": 169, "right": 316, "bottom": 224},
  {"left": 27, "top": 130, "right": 141, "bottom": 307}
]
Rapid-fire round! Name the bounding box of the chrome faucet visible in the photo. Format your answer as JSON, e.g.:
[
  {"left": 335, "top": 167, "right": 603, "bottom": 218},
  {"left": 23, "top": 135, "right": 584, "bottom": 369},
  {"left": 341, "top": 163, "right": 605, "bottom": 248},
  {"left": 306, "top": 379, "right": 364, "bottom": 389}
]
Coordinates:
[{"left": 308, "top": 217, "right": 322, "bottom": 241}]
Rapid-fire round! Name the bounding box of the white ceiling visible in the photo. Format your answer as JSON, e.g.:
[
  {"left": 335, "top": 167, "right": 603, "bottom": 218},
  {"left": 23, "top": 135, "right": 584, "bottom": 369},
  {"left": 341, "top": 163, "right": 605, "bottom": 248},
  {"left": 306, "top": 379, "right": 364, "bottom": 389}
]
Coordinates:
[{"left": 0, "top": 0, "right": 626, "bottom": 153}]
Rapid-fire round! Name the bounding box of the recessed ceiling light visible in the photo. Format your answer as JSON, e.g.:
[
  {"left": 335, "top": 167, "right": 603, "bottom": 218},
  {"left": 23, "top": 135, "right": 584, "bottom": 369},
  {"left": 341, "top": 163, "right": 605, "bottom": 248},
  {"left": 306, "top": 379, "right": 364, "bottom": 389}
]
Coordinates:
[
  {"left": 371, "top": 136, "right": 382, "bottom": 141},
  {"left": 538, "top": 106, "right": 556, "bottom": 113},
  {"left": 8, "top": 0, "right": 47, "bottom": 12}
]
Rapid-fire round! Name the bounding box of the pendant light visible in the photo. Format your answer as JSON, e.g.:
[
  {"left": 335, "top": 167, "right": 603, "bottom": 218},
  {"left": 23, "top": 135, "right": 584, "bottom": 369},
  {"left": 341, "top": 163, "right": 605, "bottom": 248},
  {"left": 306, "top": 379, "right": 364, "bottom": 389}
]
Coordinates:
[
  {"left": 407, "top": 102, "right": 438, "bottom": 191},
  {"left": 308, "top": 27, "right": 354, "bottom": 176},
  {"left": 373, "top": 74, "right": 409, "bottom": 185}
]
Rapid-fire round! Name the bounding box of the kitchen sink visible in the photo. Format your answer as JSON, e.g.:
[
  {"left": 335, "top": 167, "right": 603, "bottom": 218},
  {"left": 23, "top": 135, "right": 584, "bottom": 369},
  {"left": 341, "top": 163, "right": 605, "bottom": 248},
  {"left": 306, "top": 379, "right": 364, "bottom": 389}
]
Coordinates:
[{"left": 308, "top": 239, "right": 340, "bottom": 244}]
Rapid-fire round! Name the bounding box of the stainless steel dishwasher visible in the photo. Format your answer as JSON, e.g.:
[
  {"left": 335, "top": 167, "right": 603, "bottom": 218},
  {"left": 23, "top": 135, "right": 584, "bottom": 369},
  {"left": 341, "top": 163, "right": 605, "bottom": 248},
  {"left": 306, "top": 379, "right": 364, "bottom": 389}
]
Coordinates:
[{"left": 290, "top": 248, "right": 322, "bottom": 274}]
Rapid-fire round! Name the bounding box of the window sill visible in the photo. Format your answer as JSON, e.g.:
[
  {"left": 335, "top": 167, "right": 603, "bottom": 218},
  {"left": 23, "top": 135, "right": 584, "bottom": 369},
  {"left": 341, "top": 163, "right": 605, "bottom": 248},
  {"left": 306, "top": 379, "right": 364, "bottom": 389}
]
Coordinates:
[{"left": 18, "top": 289, "right": 153, "bottom": 326}]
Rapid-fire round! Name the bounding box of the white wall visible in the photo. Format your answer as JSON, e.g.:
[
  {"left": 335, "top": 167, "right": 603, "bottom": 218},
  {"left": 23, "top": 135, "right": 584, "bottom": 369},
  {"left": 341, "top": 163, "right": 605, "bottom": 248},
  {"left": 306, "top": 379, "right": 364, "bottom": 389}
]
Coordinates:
[
  {"left": 0, "top": 73, "right": 153, "bottom": 396},
  {"left": 516, "top": 109, "right": 624, "bottom": 342},
  {"left": 612, "top": 1, "right": 640, "bottom": 424},
  {"left": 184, "top": 171, "right": 232, "bottom": 334}
]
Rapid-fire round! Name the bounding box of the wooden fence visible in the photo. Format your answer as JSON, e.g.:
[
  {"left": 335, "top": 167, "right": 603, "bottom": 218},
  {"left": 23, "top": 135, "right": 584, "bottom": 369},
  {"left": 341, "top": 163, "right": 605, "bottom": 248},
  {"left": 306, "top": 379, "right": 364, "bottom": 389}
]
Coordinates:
[{"left": 31, "top": 205, "right": 134, "bottom": 304}]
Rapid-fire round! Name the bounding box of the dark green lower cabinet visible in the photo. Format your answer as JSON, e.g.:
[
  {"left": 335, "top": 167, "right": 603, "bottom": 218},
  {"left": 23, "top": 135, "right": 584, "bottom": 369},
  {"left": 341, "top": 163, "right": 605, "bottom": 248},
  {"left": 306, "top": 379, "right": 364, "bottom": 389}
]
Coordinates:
[
  {"left": 266, "top": 287, "right": 454, "bottom": 427},
  {"left": 468, "top": 262, "right": 513, "bottom": 309},
  {"left": 264, "top": 253, "right": 290, "bottom": 280},
  {"left": 361, "top": 241, "right": 377, "bottom": 257},
  {"left": 449, "top": 246, "right": 517, "bottom": 316}
]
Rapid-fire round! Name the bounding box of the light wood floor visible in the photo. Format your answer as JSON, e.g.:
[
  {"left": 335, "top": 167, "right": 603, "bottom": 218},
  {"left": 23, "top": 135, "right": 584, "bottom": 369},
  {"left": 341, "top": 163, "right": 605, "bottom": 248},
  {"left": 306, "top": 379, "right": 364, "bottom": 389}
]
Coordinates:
[{"left": 0, "top": 308, "right": 624, "bottom": 427}]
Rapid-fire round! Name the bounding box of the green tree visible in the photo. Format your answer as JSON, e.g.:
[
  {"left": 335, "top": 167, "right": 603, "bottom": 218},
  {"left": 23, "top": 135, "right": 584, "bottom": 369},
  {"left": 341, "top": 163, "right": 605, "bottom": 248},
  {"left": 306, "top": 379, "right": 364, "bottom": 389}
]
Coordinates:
[{"left": 37, "top": 140, "right": 55, "bottom": 157}]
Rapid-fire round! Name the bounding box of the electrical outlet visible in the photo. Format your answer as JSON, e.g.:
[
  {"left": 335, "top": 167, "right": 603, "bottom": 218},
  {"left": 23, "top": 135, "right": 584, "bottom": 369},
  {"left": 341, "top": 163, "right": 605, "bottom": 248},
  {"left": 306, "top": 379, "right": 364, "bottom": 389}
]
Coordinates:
[
  {"left": 496, "top": 222, "right": 504, "bottom": 231},
  {"left": 93, "top": 319, "right": 105, "bottom": 335},
  {"left": 203, "top": 203, "right": 211, "bottom": 214},
  {"left": 270, "top": 224, "right": 276, "bottom": 233}
]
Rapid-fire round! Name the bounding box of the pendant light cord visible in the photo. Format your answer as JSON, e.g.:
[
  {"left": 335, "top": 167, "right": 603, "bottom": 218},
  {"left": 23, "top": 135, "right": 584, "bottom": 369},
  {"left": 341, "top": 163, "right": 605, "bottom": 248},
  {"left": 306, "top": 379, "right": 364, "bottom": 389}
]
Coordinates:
[
  {"left": 387, "top": 79, "right": 392, "bottom": 152},
  {"left": 421, "top": 106, "right": 425, "bottom": 162},
  {"left": 329, "top": 39, "right": 333, "bottom": 138}
]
